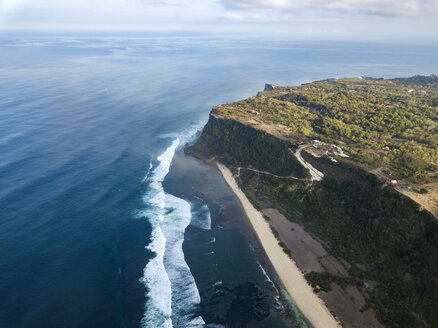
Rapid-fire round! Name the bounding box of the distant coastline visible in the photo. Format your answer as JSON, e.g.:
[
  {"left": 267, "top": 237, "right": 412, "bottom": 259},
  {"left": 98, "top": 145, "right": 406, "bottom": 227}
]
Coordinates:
[{"left": 216, "top": 162, "right": 340, "bottom": 328}]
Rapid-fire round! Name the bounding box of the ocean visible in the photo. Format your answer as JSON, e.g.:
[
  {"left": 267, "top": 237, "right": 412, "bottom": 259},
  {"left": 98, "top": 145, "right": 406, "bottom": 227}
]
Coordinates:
[{"left": 0, "top": 35, "right": 437, "bottom": 328}]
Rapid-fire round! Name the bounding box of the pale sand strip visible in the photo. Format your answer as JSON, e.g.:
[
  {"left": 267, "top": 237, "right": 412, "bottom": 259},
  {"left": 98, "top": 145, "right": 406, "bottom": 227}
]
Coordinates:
[{"left": 216, "top": 162, "right": 340, "bottom": 328}]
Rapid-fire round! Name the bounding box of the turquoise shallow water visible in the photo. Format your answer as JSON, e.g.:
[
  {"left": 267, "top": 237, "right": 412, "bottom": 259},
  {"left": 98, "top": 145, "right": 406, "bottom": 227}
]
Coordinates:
[{"left": 0, "top": 35, "right": 437, "bottom": 328}]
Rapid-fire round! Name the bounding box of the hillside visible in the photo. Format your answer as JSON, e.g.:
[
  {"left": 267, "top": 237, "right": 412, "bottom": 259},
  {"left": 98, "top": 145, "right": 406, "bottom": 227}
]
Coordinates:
[
  {"left": 213, "top": 76, "right": 438, "bottom": 185},
  {"left": 188, "top": 75, "right": 438, "bottom": 328}
]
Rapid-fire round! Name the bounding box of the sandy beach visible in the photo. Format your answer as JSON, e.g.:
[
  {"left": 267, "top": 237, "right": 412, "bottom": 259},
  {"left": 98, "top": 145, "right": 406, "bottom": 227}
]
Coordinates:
[{"left": 216, "top": 162, "right": 340, "bottom": 328}]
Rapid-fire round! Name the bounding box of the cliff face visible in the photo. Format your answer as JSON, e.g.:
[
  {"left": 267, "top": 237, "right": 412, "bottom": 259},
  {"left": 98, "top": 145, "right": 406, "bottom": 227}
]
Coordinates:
[
  {"left": 263, "top": 83, "right": 279, "bottom": 91},
  {"left": 210, "top": 76, "right": 438, "bottom": 185},
  {"left": 187, "top": 115, "right": 309, "bottom": 179},
  {"left": 188, "top": 106, "right": 438, "bottom": 328}
]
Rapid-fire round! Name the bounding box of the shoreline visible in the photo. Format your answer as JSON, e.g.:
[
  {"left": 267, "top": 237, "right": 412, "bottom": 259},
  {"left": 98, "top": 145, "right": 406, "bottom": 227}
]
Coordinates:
[{"left": 216, "top": 162, "right": 341, "bottom": 328}]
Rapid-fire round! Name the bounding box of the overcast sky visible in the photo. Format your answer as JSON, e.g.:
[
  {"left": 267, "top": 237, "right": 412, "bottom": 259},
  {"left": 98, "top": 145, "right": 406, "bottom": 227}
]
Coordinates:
[{"left": 1, "top": 0, "right": 437, "bottom": 42}]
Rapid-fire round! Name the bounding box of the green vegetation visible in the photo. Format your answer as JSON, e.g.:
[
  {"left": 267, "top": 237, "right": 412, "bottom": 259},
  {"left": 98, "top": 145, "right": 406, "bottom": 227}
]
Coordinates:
[
  {"left": 187, "top": 116, "right": 309, "bottom": 178},
  {"left": 268, "top": 222, "right": 293, "bottom": 257},
  {"left": 304, "top": 271, "right": 352, "bottom": 293},
  {"left": 190, "top": 75, "right": 438, "bottom": 327},
  {"left": 270, "top": 225, "right": 279, "bottom": 238},
  {"left": 360, "top": 303, "right": 372, "bottom": 313},
  {"left": 213, "top": 76, "right": 438, "bottom": 182},
  {"left": 305, "top": 271, "right": 332, "bottom": 292},
  {"left": 244, "top": 190, "right": 262, "bottom": 211},
  {"left": 238, "top": 153, "right": 438, "bottom": 328},
  {"left": 278, "top": 241, "right": 292, "bottom": 257}
]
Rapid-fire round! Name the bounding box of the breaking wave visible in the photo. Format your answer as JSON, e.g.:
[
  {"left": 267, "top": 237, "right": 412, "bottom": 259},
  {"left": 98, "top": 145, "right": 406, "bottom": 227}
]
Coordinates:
[
  {"left": 190, "top": 198, "right": 212, "bottom": 230},
  {"left": 138, "top": 125, "right": 208, "bottom": 328}
]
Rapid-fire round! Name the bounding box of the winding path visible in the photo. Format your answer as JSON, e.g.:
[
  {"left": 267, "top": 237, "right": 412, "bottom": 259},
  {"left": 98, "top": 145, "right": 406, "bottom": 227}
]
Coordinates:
[
  {"left": 236, "top": 145, "right": 324, "bottom": 182},
  {"left": 237, "top": 167, "right": 307, "bottom": 181},
  {"left": 294, "top": 146, "right": 324, "bottom": 181}
]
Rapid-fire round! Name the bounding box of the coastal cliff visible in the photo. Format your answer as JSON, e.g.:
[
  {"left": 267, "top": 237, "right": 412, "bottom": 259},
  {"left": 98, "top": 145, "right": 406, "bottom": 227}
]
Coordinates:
[
  {"left": 189, "top": 76, "right": 438, "bottom": 328},
  {"left": 187, "top": 115, "right": 309, "bottom": 178}
]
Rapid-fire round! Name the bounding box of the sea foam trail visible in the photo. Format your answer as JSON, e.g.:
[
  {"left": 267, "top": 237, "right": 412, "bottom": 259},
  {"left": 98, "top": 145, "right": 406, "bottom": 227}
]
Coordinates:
[
  {"left": 142, "top": 162, "right": 153, "bottom": 182},
  {"left": 190, "top": 200, "right": 212, "bottom": 230},
  {"left": 141, "top": 226, "right": 172, "bottom": 328},
  {"left": 162, "top": 194, "right": 204, "bottom": 327},
  {"left": 140, "top": 139, "right": 179, "bottom": 328},
  {"left": 139, "top": 128, "right": 207, "bottom": 328}
]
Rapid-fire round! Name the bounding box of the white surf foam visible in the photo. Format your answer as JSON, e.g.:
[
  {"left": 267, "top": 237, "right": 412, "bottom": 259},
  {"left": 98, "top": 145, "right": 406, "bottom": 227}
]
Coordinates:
[
  {"left": 140, "top": 226, "right": 173, "bottom": 328},
  {"left": 161, "top": 193, "right": 204, "bottom": 327},
  {"left": 139, "top": 139, "right": 179, "bottom": 328},
  {"left": 142, "top": 161, "right": 153, "bottom": 182},
  {"left": 158, "top": 122, "right": 205, "bottom": 146},
  {"left": 211, "top": 281, "right": 222, "bottom": 287},
  {"left": 190, "top": 203, "right": 212, "bottom": 230},
  {"left": 257, "top": 262, "right": 284, "bottom": 311},
  {"left": 139, "top": 128, "right": 207, "bottom": 328}
]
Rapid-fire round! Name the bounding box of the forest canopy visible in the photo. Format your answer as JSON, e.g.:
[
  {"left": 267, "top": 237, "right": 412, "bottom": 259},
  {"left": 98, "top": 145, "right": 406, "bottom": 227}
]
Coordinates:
[{"left": 213, "top": 75, "right": 438, "bottom": 183}]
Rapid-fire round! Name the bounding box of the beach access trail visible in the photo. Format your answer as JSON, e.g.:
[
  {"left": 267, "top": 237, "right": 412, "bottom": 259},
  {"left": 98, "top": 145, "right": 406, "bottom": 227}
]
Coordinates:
[
  {"left": 216, "top": 162, "right": 340, "bottom": 328},
  {"left": 236, "top": 145, "right": 323, "bottom": 182},
  {"left": 237, "top": 167, "right": 307, "bottom": 181}
]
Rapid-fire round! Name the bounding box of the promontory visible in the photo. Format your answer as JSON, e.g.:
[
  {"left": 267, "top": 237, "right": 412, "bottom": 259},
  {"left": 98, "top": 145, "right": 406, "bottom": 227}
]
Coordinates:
[{"left": 187, "top": 75, "right": 438, "bottom": 328}]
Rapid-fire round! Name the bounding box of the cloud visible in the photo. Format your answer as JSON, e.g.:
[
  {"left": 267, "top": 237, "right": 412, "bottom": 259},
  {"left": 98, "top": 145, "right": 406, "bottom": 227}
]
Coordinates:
[
  {"left": 0, "top": 0, "right": 221, "bottom": 30},
  {"left": 218, "top": 11, "right": 269, "bottom": 22},
  {"left": 0, "top": 0, "right": 437, "bottom": 44},
  {"left": 220, "top": 0, "right": 438, "bottom": 17},
  {"left": 219, "top": 12, "right": 245, "bottom": 20}
]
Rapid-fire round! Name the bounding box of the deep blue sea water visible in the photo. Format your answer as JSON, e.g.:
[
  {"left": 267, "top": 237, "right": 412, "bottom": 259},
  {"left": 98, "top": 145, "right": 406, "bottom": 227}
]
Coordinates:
[{"left": 0, "top": 35, "right": 437, "bottom": 328}]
